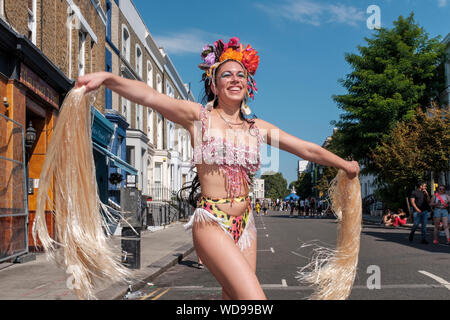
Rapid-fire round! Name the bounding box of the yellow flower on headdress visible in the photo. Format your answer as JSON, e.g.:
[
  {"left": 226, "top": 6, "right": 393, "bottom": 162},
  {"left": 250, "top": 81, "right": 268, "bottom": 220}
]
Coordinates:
[{"left": 219, "top": 47, "right": 243, "bottom": 63}]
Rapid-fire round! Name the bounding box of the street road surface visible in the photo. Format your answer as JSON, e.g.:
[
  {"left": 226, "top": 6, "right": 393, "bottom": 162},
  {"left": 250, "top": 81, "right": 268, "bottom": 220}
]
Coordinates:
[{"left": 127, "top": 210, "right": 450, "bottom": 300}]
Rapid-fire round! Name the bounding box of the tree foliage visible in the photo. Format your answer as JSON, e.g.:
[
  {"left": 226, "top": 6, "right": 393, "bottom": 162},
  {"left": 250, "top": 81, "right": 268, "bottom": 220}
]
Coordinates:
[
  {"left": 293, "top": 172, "right": 313, "bottom": 199},
  {"left": 372, "top": 107, "right": 450, "bottom": 208},
  {"left": 332, "top": 13, "right": 446, "bottom": 171},
  {"left": 261, "top": 172, "right": 289, "bottom": 200}
]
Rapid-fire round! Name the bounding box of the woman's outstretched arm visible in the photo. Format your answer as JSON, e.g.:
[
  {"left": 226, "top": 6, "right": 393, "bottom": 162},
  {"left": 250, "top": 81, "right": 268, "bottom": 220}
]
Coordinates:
[
  {"left": 75, "top": 72, "right": 201, "bottom": 130},
  {"left": 254, "top": 118, "right": 360, "bottom": 179}
]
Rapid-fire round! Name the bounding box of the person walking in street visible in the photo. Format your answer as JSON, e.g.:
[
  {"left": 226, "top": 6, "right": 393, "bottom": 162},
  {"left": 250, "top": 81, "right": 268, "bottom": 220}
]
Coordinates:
[
  {"left": 255, "top": 199, "right": 260, "bottom": 216},
  {"left": 300, "top": 199, "right": 305, "bottom": 216},
  {"left": 409, "top": 182, "right": 431, "bottom": 244},
  {"left": 76, "top": 36, "right": 359, "bottom": 300},
  {"left": 262, "top": 199, "right": 269, "bottom": 216},
  {"left": 430, "top": 185, "right": 449, "bottom": 245}
]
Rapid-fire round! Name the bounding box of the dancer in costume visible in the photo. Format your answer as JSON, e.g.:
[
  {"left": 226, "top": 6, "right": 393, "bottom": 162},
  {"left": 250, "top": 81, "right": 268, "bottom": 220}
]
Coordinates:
[{"left": 76, "top": 37, "right": 359, "bottom": 300}]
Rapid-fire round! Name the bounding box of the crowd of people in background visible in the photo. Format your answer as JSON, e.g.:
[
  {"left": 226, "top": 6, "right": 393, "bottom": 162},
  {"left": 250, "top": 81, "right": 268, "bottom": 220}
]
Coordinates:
[{"left": 253, "top": 196, "right": 333, "bottom": 217}]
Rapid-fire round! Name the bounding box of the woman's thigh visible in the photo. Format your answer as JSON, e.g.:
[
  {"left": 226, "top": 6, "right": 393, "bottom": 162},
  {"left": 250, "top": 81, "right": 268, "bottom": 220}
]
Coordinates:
[{"left": 193, "top": 222, "right": 265, "bottom": 300}]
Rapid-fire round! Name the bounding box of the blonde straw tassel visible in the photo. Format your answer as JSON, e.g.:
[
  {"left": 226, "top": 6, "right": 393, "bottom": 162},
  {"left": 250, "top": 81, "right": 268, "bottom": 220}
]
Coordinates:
[
  {"left": 296, "top": 169, "right": 362, "bottom": 300},
  {"left": 32, "top": 86, "right": 131, "bottom": 300}
]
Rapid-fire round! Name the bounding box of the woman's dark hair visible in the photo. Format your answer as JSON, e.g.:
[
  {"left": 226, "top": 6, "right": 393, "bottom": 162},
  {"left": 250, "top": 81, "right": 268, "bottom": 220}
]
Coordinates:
[{"left": 177, "top": 61, "right": 257, "bottom": 208}]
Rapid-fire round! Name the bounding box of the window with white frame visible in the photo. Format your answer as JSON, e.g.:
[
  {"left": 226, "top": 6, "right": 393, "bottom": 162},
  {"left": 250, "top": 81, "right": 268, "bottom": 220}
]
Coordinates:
[
  {"left": 156, "top": 74, "right": 162, "bottom": 93},
  {"left": 136, "top": 45, "right": 143, "bottom": 78},
  {"left": 78, "top": 31, "right": 86, "bottom": 76},
  {"left": 136, "top": 104, "right": 143, "bottom": 131},
  {"left": 147, "top": 109, "right": 154, "bottom": 144},
  {"left": 27, "top": 0, "right": 37, "bottom": 44},
  {"left": 157, "top": 114, "right": 163, "bottom": 149},
  {"left": 122, "top": 97, "right": 131, "bottom": 125},
  {"left": 166, "top": 81, "right": 174, "bottom": 98},
  {"left": 122, "top": 25, "right": 130, "bottom": 62},
  {"left": 0, "top": 0, "right": 4, "bottom": 17},
  {"left": 167, "top": 122, "right": 174, "bottom": 151},
  {"left": 154, "top": 162, "right": 162, "bottom": 189},
  {"left": 147, "top": 61, "right": 153, "bottom": 88}
]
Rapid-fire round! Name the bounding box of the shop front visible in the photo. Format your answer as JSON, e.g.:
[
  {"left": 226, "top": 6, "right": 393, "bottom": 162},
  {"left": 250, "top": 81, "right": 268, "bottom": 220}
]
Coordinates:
[{"left": 0, "top": 19, "right": 73, "bottom": 257}]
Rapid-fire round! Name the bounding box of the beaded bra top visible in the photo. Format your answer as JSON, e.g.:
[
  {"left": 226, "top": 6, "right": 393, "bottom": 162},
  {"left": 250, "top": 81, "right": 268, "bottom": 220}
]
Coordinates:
[{"left": 192, "top": 107, "right": 264, "bottom": 199}]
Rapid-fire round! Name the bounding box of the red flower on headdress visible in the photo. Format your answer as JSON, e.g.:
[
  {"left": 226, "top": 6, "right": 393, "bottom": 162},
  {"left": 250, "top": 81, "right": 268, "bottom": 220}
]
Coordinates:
[
  {"left": 225, "top": 37, "right": 240, "bottom": 50},
  {"left": 241, "top": 45, "right": 259, "bottom": 75}
]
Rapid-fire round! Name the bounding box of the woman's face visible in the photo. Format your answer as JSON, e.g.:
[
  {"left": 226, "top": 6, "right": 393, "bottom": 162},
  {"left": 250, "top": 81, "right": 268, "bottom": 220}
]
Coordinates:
[
  {"left": 438, "top": 187, "right": 445, "bottom": 194},
  {"left": 212, "top": 60, "right": 247, "bottom": 106}
]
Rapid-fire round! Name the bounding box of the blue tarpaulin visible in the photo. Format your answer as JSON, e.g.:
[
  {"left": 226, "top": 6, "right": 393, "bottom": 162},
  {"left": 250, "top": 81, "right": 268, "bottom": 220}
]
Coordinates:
[{"left": 284, "top": 193, "right": 300, "bottom": 201}]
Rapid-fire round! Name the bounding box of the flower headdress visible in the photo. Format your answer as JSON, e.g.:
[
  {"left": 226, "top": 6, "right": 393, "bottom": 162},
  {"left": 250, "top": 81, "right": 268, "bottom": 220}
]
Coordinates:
[{"left": 198, "top": 37, "right": 259, "bottom": 108}]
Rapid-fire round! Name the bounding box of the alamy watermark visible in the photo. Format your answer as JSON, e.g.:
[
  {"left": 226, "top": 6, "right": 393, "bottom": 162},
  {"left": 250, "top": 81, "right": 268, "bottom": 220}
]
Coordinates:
[
  {"left": 366, "top": 265, "right": 381, "bottom": 289},
  {"left": 367, "top": 5, "right": 381, "bottom": 30}
]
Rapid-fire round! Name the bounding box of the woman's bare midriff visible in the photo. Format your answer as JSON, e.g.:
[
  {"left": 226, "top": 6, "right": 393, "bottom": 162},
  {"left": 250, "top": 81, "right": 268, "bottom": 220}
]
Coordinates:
[{"left": 196, "top": 163, "right": 250, "bottom": 217}]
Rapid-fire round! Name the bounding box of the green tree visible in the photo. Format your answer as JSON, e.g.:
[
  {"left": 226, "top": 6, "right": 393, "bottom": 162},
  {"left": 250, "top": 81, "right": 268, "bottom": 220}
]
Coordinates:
[
  {"left": 294, "top": 172, "right": 313, "bottom": 199},
  {"left": 372, "top": 107, "right": 450, "bottom": 209},
  {"left": 261, "top": 172, "right": 289, "bottom": 200},
  {"left": 332, "top": 13, "right": 446, "bottom": 172}
]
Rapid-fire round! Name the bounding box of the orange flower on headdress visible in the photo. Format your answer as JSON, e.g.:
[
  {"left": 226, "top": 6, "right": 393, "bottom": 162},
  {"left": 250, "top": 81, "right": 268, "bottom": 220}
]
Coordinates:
[
  {"left": 219, "top": 47, "right": 244, "bottom": 63},
  {"left": 241, "top": 45, "right": 259, "bottom": 75}
]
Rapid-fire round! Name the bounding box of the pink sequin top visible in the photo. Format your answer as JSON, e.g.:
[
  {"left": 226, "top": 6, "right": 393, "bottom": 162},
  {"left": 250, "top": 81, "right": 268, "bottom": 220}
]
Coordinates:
[{"left": 192, "top": 107, "right": 264, "bottom": 200}]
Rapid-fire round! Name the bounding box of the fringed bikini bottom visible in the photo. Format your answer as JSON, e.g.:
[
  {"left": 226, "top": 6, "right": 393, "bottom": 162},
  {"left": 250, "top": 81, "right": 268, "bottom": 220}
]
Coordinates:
[{"left": 184, "top": 195, "right": 257, "bottom": 251}]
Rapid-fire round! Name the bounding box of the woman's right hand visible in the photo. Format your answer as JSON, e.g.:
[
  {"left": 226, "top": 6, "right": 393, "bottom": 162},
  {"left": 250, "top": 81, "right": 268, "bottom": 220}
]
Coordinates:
[{"left": 75, "top": 72, "right": 110, "bottom": 93}]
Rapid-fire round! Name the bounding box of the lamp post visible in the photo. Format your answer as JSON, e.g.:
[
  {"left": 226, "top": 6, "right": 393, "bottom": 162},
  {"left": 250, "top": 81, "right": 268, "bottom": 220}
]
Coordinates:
[
  {"left": 25, "top": 121, "right": 36, "bottom": 195},
  {"left": 25, "top": 121, "right": 36, "bottom": 149}
]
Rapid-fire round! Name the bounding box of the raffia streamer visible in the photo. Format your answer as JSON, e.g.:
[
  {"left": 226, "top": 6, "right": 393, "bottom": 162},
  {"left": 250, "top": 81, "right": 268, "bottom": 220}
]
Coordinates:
[
  {"left": 296, "top": 169, "right": 362, "bottom": 300},
  {"left": 32, "top": 86, "right": 130, "bottom": 300}
]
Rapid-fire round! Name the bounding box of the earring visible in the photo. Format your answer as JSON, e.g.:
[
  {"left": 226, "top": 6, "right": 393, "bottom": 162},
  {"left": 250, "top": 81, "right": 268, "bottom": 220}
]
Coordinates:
[{"left": 241, "top": 96, "right": 251, "bottom": 116}]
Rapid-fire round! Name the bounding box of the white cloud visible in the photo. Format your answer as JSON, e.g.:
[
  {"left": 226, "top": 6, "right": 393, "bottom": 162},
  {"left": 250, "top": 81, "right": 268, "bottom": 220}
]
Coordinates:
[
  {"left": 438, "top": 0, "right": 447, "bottom": 7},
  {"left": 153, "top": 29, "right": 226, "bottom": 55},
  {"left": 255, "top": 0, "right": 366, "bottom": 27}
]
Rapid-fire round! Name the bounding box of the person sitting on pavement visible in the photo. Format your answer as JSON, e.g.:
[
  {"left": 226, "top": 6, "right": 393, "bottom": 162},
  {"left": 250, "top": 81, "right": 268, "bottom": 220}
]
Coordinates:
[
  {"left": 392, "top": 208, "right": 407, "bottom": 227},
  {"left": 382, "top": 209, "right": 395, "bottom": 227}
]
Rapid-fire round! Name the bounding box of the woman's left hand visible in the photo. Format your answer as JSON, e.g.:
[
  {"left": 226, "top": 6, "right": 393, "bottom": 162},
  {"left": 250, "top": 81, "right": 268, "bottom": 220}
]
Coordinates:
[{"left": 344, "top": 160, "right": 360, "bottom": 179}]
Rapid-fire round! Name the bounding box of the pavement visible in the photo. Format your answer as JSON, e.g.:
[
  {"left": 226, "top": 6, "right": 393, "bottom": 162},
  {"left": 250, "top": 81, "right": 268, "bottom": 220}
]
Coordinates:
[
  {"left": 0, "top": 211, "right": 439, "bottom": 300},
  {"left": 0, "top": 220, "right": 194, "bottom": 300}
]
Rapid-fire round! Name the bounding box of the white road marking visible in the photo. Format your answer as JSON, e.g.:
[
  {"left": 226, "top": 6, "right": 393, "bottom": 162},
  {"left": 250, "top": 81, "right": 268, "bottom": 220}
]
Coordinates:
[
  {"left": 265, "top": 234, "right": 269, "bottom": 238},
  {"left": 418, "top": 271, "right": 450, "bottom": 291},
  {"left": 270, "top": 247, "right": 275, "bottom": 253},
  {"left": 281, "top": 279, "right": 288, "bottom": 287}
]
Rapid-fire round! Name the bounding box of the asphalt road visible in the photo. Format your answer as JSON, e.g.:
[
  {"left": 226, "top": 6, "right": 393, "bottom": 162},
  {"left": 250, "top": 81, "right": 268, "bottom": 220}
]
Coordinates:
[{"left": 128, "top": 210, "right": 450, "bottom": 300}]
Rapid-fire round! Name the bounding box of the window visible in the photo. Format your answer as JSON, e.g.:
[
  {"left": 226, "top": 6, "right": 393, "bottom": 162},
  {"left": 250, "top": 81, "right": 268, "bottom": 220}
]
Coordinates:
[
  {"left": 78, "top": 31, "right": 86, "bottom": 76},
  {"left": 170, "top": 123, "right": 174, "bottom": 150},
  {"left": 154, "top": 162, "right": 162, "bottom": 188},
  {"left": 166, "top": 81, "right": 174, "bottom": 98},
  {"left": 136, "top": 104, "right": 143, "bottom": 131},
  {"left": 156, "top": 74, "right": 162, "bottom": 93},
  {"left": 157, "top": 114, "right": 163, "bottom": 149},
  {"left": 27, "top": 0, "right": 36, "bottom": 44},
  {"left": 105, "top": 0, "right": 112, "bottom": 41},
  {"left": 135, "top": 45, "right": 142, "bottom": 78},
  {"left": 122, "top": 25, "right": 130, "bottom": 62},
  {"left": 122, "top": 97, "right": 131, "bottom": 125},
  {"left": 105, "top": 48, "right": 112, "bottom": 109},
  {"left": 147, "top": 109, "right": 153, "bottom": 144},
  {"left": 126, "top": 146, "right": 135, "bottom": 167},
  {"left": 0, "top": 0, "right": 4, "bottom": 17},
  {"left": 117, "top": 136, "right": 123, "bottom": 159},
  {"left": 147, "top": 61, "right": 153, "bottom": 88}
]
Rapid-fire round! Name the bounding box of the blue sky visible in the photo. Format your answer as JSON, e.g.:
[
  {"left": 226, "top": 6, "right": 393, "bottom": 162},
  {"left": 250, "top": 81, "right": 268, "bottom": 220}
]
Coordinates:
[{"left": 133, "top": 0, "right": 449, "bottom": 185}]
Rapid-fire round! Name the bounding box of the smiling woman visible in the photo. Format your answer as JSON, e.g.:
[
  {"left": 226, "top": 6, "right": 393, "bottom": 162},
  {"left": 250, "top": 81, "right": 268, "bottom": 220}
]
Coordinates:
[{"left": 73, "top": 35, "right": 360, "bottom": 300}]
